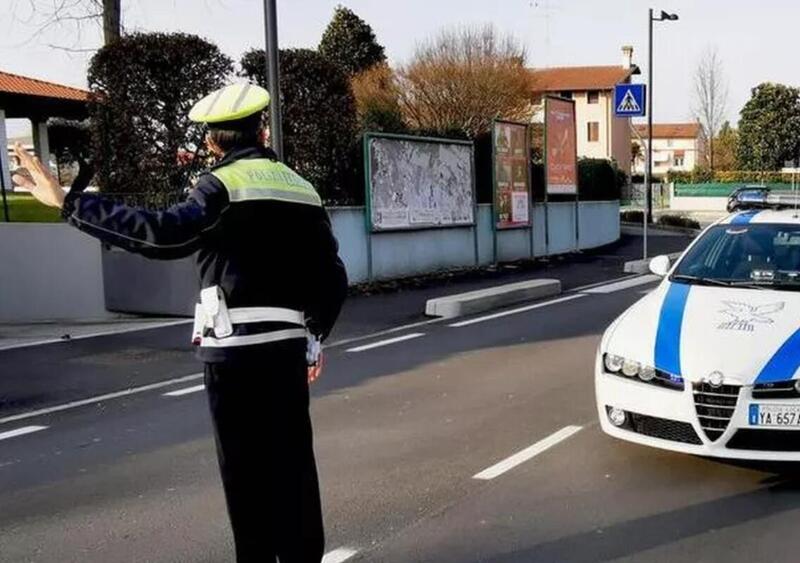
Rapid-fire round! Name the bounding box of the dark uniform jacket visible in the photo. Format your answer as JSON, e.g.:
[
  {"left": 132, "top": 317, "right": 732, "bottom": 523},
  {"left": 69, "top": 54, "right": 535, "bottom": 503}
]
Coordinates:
[{"left": 62, "top": 145, "right": 348, "bottom": 362}]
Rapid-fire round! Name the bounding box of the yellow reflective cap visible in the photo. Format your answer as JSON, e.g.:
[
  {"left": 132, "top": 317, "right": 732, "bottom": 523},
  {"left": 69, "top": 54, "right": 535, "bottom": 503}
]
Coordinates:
[{"left": 188, "top": 83, "right": 270, "bottom": 124}]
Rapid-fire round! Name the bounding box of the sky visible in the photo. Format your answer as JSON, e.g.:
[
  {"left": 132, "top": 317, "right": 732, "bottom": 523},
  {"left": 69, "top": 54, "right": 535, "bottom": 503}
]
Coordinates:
[{"left": 2, "top": 0, "right": 796, "bottom": 137}]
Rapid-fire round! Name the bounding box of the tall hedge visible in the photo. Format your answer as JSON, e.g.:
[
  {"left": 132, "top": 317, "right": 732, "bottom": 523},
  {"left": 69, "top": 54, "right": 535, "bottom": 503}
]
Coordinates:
[
  {"left": 88, "top": 32, "right": 232, "bottom": 196},
  {"left": 240, "top": 48, "right": 358, "bottom": 204}
]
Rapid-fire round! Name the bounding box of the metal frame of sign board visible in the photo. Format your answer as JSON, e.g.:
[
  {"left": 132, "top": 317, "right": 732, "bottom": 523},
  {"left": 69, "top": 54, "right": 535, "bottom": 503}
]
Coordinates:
[
  {"left": 491, "top": 119, "right": 533, "bottom": 264},
  {"left": 543, "top": 95, "right": 580, "bottom": 253},
  {"left": 362, "top": 132, "right": 479, "bottom": 280}
]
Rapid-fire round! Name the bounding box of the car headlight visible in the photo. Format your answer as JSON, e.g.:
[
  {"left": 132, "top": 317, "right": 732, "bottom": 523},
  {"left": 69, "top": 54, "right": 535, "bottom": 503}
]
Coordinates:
[
  {"left": 602, "top": 353, "right": 683, "bottom": 390},
  {"left": 604, "top": 354, "right": 624, "bottom": 373},
  {"left": 621, "top": 359, "right": 640, "bottom": 377}
]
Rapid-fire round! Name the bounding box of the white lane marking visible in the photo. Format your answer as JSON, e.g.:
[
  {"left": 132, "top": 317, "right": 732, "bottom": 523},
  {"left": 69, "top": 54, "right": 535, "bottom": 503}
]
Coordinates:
[
  {"left": 581, "top": 274, "right": 660, "bottom": 294},
  {"left": 0, "top": 320, "right": 192, "bottom": 352},
  {"left": 0, "top": 373, "right": 203, "bottom": 426},
  {"left": 163, "top": 384, "right": 205, "bottom": 397},
  {"left": 449, "top": 294, "right": 586, "bottom": 328},
  {"left": 346, "top": 333, "right": 425, "bottom": 353},
  {"left": 0, "top": 425, "right": 48, "bottom": 441},
  {"left": 472, "top": 425, "right": 582, "bottom": 480},
  {"left": 327, "top": 318, "right": 442, "bottom": 349},
  {"left": 569, "top": 274, "right": 646, "bottom": 293},
  {"left": 322, "top": 548, "right": 359, "bottom": 563}
]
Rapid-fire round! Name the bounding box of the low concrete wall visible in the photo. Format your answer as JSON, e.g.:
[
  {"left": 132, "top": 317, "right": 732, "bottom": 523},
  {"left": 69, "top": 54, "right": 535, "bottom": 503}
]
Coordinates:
[
  {"left": 0, "top": 224, "right": 112, "bottom": 322},
  {"left": 670, "top": 195, "right": 728, "bottom": 212},
  {"left": 3, "top": 201, "right": 620, "bottom": 321}
]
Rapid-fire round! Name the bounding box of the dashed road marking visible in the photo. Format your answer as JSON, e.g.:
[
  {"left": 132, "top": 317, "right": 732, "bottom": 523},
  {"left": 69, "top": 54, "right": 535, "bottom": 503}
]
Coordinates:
[
  {"left": 346, "top": 333, "right": 425, "bottom": 353},
  {"left": 472, "top": 425, "right": 582, "bottom": 480},
  {"left": 449, "top": 294, "right": 586, "bottom": 327},
  {"left": 0, "top": 425, "right": 48, "bottom": 442},
  {"left": 0, "top": 373, "right": 203, "bottom": 426},
  {"left": 322, "top": 548, "right": 359, "bottom": 563},
  {"left": 163, "top": 384, "right": 206, "bottom": 397}
]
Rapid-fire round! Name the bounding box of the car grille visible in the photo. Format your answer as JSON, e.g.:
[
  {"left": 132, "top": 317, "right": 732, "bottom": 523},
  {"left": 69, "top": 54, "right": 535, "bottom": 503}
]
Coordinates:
[
  {"left": 726, "top": 429, "right": 800, "bottom": 452},
  {"left": 627, "top": 411, "right": 702, "bottom": 445},
  {"left": 693, "top": 382, "right": 741, "bottom": 441}
]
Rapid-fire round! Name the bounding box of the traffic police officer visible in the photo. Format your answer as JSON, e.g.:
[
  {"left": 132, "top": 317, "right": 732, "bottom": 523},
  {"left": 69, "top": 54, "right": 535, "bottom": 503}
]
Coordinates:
[{"left": 13, "top": 82, "right": 348, "bottom": 562}]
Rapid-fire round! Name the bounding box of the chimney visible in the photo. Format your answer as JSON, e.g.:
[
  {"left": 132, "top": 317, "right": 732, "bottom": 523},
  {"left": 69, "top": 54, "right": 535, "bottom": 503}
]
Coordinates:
[{"left": 622, "top": 45, "right": 634, "bottom": 69}]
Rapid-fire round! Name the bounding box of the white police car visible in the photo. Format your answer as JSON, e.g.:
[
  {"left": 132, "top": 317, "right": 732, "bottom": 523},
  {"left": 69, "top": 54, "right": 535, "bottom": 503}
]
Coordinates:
[{"left": 597, "top": 194, "right": 800, "bottom": 460}]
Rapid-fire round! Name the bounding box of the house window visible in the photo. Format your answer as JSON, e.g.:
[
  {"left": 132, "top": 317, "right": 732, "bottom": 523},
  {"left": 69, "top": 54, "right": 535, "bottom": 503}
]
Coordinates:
[
  {"left": 587, "top": 122, "right": 599, "bottom": 142},
  {"left": 587, "top": 90, "right": 599, "bottom": 104},
  {"left": 673, "top": 150, "right": 685, "bottom": 167},
  {"left": 560, "top": 91, "right": 573, "bottom": 100},
  {"left": 667, "top": 139, "right": 674, "bottom": 147}
]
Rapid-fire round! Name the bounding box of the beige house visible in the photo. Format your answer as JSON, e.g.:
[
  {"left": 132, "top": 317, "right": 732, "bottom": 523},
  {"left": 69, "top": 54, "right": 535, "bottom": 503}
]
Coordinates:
[
  {"left": 530, "top": 46, "right": 639, "bottom": 175},
  {"left": 632, "top": 122, "right": 702, "bottom": 177}
]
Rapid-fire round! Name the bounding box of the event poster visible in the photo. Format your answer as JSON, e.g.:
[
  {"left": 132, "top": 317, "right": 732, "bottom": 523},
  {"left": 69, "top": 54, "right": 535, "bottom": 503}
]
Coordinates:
[
  {"left": 545, "top": 97, "right": 578, "bottom": 195},
  {"left": 493, "top": 120, "right": 531, "bottom": 229}
]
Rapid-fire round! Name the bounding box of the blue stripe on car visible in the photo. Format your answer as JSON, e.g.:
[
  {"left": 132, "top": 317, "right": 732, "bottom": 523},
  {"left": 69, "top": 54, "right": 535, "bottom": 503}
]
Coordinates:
[
  {"left": 730, "top": 210, "right": 760, "bottom": 225},
  {"left": 654, "top": 282, "right": 691, "bottom": 376},
  {"left": 755, "top": 327, "right": 800, "bottom": 384}
]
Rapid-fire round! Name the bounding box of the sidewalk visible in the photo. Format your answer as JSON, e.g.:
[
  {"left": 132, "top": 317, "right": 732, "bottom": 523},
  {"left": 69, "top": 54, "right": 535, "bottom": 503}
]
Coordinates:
[{"left": 0, "top": 230, "right": 694, "bottom": 350}]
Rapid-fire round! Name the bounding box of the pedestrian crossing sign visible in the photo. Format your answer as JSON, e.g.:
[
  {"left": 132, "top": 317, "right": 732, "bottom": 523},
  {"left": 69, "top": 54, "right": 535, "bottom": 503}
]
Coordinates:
[{"left": 614, "top": 83, "right": 646, "bottom": 117}]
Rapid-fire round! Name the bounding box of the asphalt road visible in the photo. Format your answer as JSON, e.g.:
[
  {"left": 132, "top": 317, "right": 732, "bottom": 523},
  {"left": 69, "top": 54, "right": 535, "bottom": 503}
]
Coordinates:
[{"left": 6, "top": 266, "right": 798, "bottom": 559}]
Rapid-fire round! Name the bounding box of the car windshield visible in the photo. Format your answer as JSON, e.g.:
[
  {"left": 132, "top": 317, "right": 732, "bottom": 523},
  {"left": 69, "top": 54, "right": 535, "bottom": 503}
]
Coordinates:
[{"left": 672, "top": 223, "right": 800, "bottom": 290}]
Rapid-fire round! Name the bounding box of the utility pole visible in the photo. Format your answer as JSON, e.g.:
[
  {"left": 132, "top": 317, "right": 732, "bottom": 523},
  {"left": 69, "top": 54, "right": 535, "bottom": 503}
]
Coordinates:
[
  {"left": 647, "top": 8, "right": 654, "bottom": 226},
  {"left": 646, "top": 9, "right": 678, "bottom": 227},
  {"left": 263, "top": 0, "right": 284, "bottom": 160},
  {"left": 103, "top": 0, "right": 121, "bottom": 44}
]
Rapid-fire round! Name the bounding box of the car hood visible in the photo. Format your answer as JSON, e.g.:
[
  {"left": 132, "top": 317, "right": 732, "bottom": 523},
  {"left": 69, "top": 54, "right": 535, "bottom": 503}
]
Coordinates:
[{"left": 605, "top": 281, "right": 800, "bottom": 385}]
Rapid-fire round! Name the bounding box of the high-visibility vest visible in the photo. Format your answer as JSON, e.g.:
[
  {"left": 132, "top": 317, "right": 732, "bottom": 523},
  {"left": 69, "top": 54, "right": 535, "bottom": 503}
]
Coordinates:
[{"left": 210, "top": 158, "right": 322, "bottom": 207}]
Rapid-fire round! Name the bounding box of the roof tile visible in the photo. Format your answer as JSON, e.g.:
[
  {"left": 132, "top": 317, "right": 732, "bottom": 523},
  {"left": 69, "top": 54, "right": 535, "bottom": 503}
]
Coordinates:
[
  {"left": 634, "top": 123, "right": 701, "bottom": 139},
  {"left": 529, "top": 66, "right": 634, "bottom": 92},
  {"left": 0, "top": 70, "right": 88, "bottom": 102}
]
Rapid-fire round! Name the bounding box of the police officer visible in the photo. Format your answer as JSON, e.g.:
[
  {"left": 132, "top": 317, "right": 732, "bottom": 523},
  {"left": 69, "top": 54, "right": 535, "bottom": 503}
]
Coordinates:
[{"left": 13, "top": 83, "right": 348, "bottom": 562}]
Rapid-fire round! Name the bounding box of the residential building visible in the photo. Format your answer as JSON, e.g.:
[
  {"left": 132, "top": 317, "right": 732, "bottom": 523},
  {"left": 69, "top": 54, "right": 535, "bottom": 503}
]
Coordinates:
[
  {"left": 632, "top": 122, "right": 702, "bottom": 177},
  {"left": 530, "top": 46, "right": 640, "bottom": 175}
]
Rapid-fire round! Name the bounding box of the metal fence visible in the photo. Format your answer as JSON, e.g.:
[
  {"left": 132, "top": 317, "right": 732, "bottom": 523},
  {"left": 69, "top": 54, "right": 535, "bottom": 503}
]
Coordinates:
[{"left": 621, "top": 183, "right": 668, "bottom": 209}]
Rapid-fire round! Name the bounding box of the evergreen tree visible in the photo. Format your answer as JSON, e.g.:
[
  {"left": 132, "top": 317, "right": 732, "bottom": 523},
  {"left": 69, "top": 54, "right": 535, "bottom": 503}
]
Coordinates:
[{"left": 319, "top": 5, "right": 386, "bottom": 76}]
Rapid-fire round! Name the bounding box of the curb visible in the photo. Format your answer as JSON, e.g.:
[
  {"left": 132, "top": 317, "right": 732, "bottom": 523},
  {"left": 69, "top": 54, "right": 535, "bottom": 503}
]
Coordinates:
[
  {"left": 620, "top": 222, "right": 702, "bottom": 236},
  {"left": 425, "top": 279, "right": 562, "bottom": 318},
  {"left": 623, "top": 252, "right": 684, "bottom": 274}
]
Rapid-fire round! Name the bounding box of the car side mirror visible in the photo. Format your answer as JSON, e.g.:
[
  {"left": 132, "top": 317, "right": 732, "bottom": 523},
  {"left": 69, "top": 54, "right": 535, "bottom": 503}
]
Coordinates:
[{"left": 649, "top": 255, "right": 671, "bottom": 277}]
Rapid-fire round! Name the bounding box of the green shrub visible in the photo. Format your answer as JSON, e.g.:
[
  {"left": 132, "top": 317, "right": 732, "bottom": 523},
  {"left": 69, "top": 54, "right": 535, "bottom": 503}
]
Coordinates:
[
  {"left": 241, "top": 48, "right": 359, "bottom": 204},
  {"left": 657, "top": 214, "right": 701, "bottom": 230},
  {"left": 577, "top": 158, "right": 625, "bottom": 201},
  {"left": 88, "top": 32, "right": 232, "bottom": 196},
  {"left": 620, "top": 209, "right": 644, "bottom": 223}
]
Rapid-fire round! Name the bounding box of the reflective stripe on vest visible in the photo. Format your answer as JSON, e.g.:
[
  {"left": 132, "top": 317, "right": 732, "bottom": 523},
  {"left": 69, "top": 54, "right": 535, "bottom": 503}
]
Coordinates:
[{"left": 210, "top": 158, "right": 322, "bottom": 207}]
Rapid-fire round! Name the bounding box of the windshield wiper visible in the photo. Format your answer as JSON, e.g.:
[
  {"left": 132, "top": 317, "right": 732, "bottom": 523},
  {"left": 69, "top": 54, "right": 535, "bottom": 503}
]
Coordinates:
[{"left": 671, "top": 274, "right": 734, "bottom": 287}]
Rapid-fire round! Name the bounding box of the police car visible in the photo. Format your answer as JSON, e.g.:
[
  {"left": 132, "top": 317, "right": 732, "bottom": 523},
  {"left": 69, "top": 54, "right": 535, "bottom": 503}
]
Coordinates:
[{"left": 597, "top": 191, "right": 800, "bottom": 460}]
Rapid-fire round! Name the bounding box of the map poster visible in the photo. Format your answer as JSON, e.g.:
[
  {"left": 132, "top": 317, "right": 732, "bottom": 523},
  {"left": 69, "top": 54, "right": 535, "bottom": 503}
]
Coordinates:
[
  {"left": 367, "top": 134, "right": 475, "bottom": 232},
  {"left": 545, "top": 97, "right": 578, "bottom": 195},
  {"left": 493, "top": 120, "right": 531, "bottom": 229}
]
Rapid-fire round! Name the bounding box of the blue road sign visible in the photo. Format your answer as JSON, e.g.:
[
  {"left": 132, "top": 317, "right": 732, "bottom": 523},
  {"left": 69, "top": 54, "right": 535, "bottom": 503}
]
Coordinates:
[{"left": 614, "top": 83, "right": 646, "bottom": 117}]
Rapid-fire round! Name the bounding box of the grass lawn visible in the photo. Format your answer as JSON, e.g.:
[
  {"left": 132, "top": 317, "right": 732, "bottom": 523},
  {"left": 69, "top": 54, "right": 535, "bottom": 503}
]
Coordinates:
[{"left": 0, "top": 193, "right": 62, "bottom": 223}]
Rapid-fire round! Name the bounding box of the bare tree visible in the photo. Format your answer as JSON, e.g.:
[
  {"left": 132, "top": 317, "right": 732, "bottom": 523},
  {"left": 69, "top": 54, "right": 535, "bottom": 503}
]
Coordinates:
[
  {"left": 396, "top": 25, "right": 533, "bottom": 138},
  {"left": 693, "top": 47, "right": 728, "bottom": 171},
  {"left": 11, "top": 0, "right": 120, "bottom": 48}
]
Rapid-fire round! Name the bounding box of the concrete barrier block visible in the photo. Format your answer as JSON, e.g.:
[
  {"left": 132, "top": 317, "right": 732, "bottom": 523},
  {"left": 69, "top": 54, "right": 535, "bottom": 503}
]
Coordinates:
[{"left": 425, "top": 279, "right": 561, "bottom": 318}]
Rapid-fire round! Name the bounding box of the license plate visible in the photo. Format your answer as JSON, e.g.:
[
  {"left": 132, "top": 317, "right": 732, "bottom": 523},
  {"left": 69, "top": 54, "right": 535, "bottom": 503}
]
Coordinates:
[{"left": 749, "top": 404, "right": 800, "bottom": 427}]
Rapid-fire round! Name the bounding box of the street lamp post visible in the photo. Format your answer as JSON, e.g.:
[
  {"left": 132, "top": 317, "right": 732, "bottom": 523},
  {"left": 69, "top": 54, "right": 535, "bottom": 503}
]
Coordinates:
[
  {"left": 646, "top": 9, "right": 678, "bottom": 227},
  {"left": 263, "top": 0, "right": 283, "bottom": 161}
]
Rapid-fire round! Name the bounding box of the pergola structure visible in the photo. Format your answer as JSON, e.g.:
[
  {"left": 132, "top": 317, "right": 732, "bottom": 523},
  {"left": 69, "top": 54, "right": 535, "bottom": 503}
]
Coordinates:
[{"left": 0, "top": 70, "right": 89, "bottom": 208}]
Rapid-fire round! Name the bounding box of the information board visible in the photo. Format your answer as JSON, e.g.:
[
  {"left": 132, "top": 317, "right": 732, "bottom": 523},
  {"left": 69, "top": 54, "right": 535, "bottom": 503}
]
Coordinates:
[
  {"left": 366, "top": 134, "right": 475, "bottom": 232},
  {"left": 545, "top": 97, "right": 578, "bottom": 195},
  {"left": 493, "top": 120, "right": 531, "bottom": 229}
]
